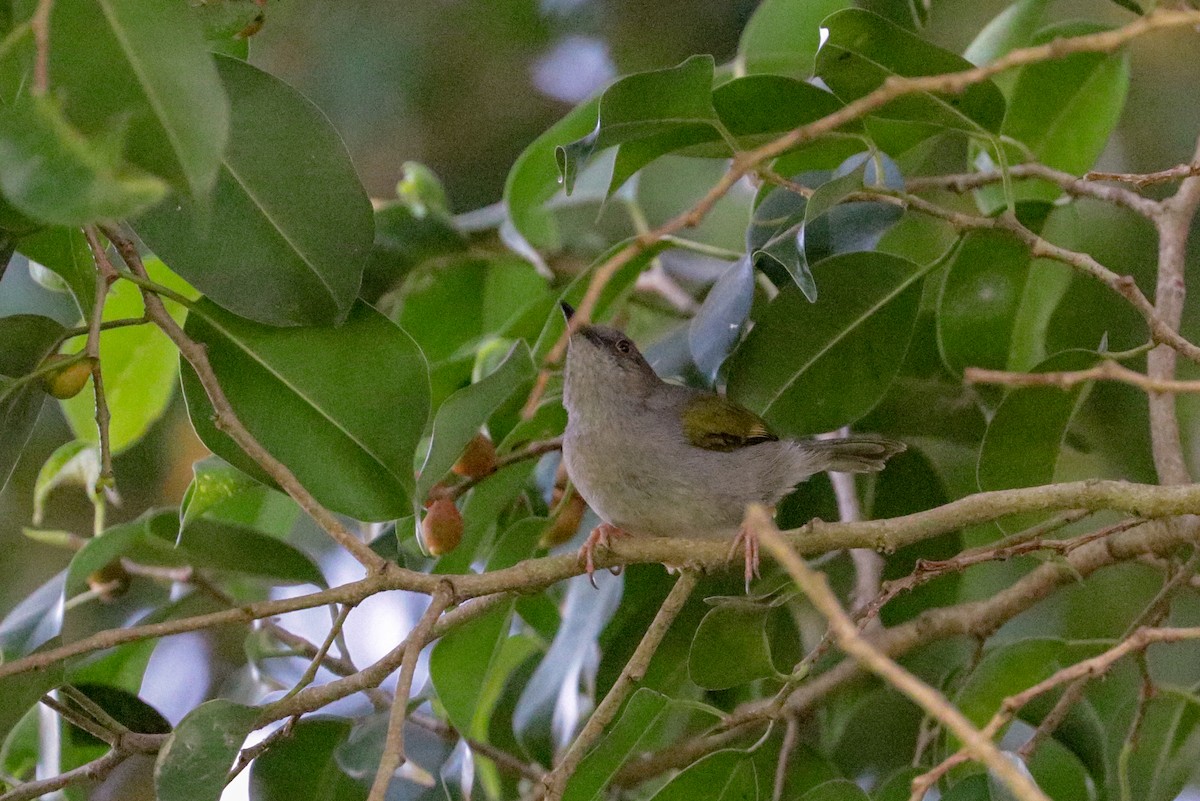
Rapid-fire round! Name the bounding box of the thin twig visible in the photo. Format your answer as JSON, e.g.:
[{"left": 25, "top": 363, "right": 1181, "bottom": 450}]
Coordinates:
[
  {"left": 81, "top": 228, "right": 119, "bottom": 492},
  {"left": 1087, "top": 162, "right": 1200, "bottom": 188},
  {"left": 905, "top": 163, "right": 1160, "bottom": 218},
  {"left": 279, "top": 603, "right": 355, "bottom": 701},
  {"left": 29, "top": 0, "right": 52, "bottom": 96},
  {"left": 99, "top": 225, "right": 391, "bottom": 574},
  {"left": 408, "top": 712, "right": 546, "bottom": 781},
  {"left": 368, "top": 582, "right": 455, "bottom": 801},
  {"left": 434, "top": 437, "right": 564, "bottom": 502},
  {"left": 750, "top": 507, "right": 1050, "bottom": 801},
  {"left": 540, "top": 570, "right": 699, "bottom": 801},
  {"left": 0, "top": 749, "right": 126, "bottom": 801},
  {"left": 965, "top": 361, "right": 1200, "bottom": 393}
]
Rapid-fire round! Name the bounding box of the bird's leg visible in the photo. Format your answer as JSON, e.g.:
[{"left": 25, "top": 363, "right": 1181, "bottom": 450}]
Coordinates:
[
  {"left": 579, "top": 523, "right": 631, "bottom": 587},
  {"left": 728, "top": 524, "right": 762, "bottom": 593}
]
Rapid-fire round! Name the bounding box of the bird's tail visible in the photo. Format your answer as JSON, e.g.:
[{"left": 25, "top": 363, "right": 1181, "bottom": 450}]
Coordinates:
[{"left": 804, "top": 435, "right": 906, "bottom": 473}]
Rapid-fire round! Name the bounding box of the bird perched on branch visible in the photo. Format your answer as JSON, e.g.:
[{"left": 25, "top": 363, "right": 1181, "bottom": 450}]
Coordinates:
[{"left": 559, "top": 302, "right": 905, "bottom": 587}]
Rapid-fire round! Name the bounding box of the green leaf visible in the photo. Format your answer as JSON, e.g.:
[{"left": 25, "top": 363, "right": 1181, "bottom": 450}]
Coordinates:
[
  {"left": 180, "top": 456, "right": 264, "bottom": 528},
  {"left": 504, "top": 95, "right": 601, "bottom": 251},
  {"left": 134, "top": 56, "right": 373, "bottom": 327},
  {"left": 963, "top": 0, "right": 1052, "bottom": 95},
  {"left": 0, "top": 314, "right": 62, "bottom": 492},
  {"left": 556, "top": 55, "right": 719, "bottom": 195},
  {"left": 564, "top": 689, "right": 720, "bottom": 801},
  {"left": 814, "top": 9, "right": 1005, "bottom": 136},
  {"left": 154, "top": 699, "right": 258, "bottom": 801},
  {"left": 60, "top": 257, "right": 192, "bottom": 454},
  {"left": 48, "top": 0, "right": 229, "bottom": 198},
  {"left": 800, "top": 779, "right": 870, "bottom": 801},
  {"left": 429, "top": 601, "right": 516, "bottom": 737},
  {"left": 736, "top": 0, "right": 852, "bottom": 78},
  {"left": 415, "top": 340, "right": 535, "bottom": 502},
  {"left": 953, "top": 637, "right": 1109, "bottom": 785},
  {"left": 0, "top": 96, "right": 167, "bottom": 226},
  {"left": 16, "top": 226, "right": 95, "bottom": 317},
  {"left": 688, "top": 602, "right": 779, "bottom": 690},
  {"left": 172, "top": 515, "right": 326, "bottom": 587},
  {"left": 648, "top": 749, "right": 759, "bottom": 801},
  {"left": 977, "top": 349, "right": 1098, "bottom": 493},
  {"left": 250, "top": 717, "right": 365, "bottom": 801},
  {"left": 728, "top": 251, "right": 928, "bottom": 436},
  {"left": 360, "top": 200, "right": 468, "bottom": 303},
  {"left": 181, "top": 299, "right": 430, "bottom": 521},
  {"left": 689, "top": 257, "right": 754, "bottom": 380},
  {"left": 937, "top": 230, "right": 1031, "bottom": 374},
  {"left": 1118, "top": 688, "right": 1200, "bottom": 801},
  {"left": 977, "top": 22, "right": 1130, "bottom": 211},
  {"left": 32, "top": 440, "right": 99, "bottom": 525},
  {"left": 0, "top": 639, "right": 64, "bottom": 745},
  {"left": 0, "top": 571, "right": 65, "bottom": 659}
]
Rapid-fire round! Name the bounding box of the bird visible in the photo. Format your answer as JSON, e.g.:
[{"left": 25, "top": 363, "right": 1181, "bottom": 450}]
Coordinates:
[{"left": 558, "top": 302, "right": 905, "bottom": 587}]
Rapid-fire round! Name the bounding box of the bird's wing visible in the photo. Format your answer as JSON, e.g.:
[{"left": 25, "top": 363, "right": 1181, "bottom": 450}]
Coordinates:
[{"left": 681, "top": 394, "right": 779, "bottom": 452}]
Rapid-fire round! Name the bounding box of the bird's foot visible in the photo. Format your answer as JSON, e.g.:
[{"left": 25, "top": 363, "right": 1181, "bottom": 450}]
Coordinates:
[
  {"left": 727, "top": 525, "right": 761, "bottom": 593},
  {"left": 579, "top": 523, "right": 631, "bottom": 587}
]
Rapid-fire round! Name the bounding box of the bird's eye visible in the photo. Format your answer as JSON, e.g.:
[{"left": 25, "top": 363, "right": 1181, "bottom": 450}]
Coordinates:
[{"left": 615, "top": 339, "right": 631, "bottom": 354}]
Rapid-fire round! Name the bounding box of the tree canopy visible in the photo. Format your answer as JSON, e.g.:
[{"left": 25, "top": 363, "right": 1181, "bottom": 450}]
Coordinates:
[{"left": 3, "top": 1, "right": 1200, "bottom": 800}]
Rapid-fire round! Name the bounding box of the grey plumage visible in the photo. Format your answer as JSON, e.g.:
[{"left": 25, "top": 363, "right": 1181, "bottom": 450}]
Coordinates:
[{"left": 561, "top": 320, "right": 905, "bottom": 542}]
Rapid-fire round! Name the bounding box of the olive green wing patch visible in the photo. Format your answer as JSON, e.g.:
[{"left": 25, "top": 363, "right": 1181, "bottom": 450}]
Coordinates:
[{"left": 682, "top": 394, "right": 779, "bottom": 452}]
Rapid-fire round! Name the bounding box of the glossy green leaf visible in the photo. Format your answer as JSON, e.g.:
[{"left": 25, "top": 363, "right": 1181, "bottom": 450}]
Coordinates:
[
  {"left": 16, "top": 227, "right": 95, "bottom": 317},
  {"left": 556, "top": 55, "right": 718, "bottom": 194},
  {"left": 977, "top": 350, "right": 1098, "bottom": 493},
  {"left": 1117, "top": 688, "right": 1200, "bottom": 801},
  {"left": 608, "top": 76, "right": 846, "bottom": 193},
  {"left": 504, "top": 96, "right": 601, "bottom": 251},
  {"left": 648, "top": 749, "right": 759, "bottom": 801},
  {"left": 873, "top": 767, "right": 923, "bottom": 801},
  {"left": 181, "top": 299, "right": 429, "bottom": 521},
  {"left": 0, "top": 96, "right": 167, "bottom": 226},
  {"left": 180, "top": 456, "right": 263, "bottom": 527},
  {"left": 0, "top": 314, "right": 63, "bottom": 492},
  {"left": 689, "top": 257, "right": 754, "bottom": 380},
  {"left": 32, "top": 440, "right": 99, "bottom": 524},
  {"left": 800, "top": 779, "right": 870, "bottom": 801},
  {"left": 60, "top": 257, "right": 192, "bottom": 454},
  {"left": 0, "top": 639, "right": 63, "bottom": 744},
  {"left": 564, "top": 689, "right": 720, "bottom": 801},
  {"left": 429, "top": 601, "right": 515, "bottom": 736},
  {"left": 0, "top": 571, "right": 64, "bottom": 660},
  {"left": 978, "top": 22, "right": 1129, "bottom": 211},
  {"left": 48, "top": 0, "right": 228, "bottom": 197},
  {"left": 154, "top": 699, "right": 257, "bottom": 801},
  {"left": 134, "top": 56, "right": 373, "bottom": 327},
  {"left": 360, "top": 200, "right": 468, "bottom": 302},
  {"left": 688, "top": 602, "right": 779, "bottom": 690},
  {"left": 416, "top": 340, "right": 535, "bottom": 502},
  {"left": 728, "top": 251, "right": 928, "bottom": 436},
  {"left": 250, "top": 718, "right": 365, "bottom": 801},
  {"left": 937, "top": 230, "right": 1031, "bottom": 374},
  {"left": 954, "top": 638, "right": 1109, "bottom": 785},
  {"left": 172, "top": 516, "right": 326, "bottom": 587},
  {"left": 814, "top": 9, "right": 1005, "bottom": 135},
  {"left": 963, "top": 0, "right": 1052, "bottom": 96},
  {"left": 736, "top": 0, "right": 851, "bottom": 78}
]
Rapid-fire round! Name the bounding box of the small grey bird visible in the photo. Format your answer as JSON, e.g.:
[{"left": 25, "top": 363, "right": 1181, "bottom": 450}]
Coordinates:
[{"left": 559, "top": 303, "right": 905, "bottom": 586}]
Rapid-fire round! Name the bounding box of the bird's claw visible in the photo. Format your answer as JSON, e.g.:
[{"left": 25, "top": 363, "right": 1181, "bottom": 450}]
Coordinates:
[
  {"left": 728, "top": 526, "right": 761, "bottom": 593},
  {"left": 579, "top": 523, "right": 631, "bottom": 587}
]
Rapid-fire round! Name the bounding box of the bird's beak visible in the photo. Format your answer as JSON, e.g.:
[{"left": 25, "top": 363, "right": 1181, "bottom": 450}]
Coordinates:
[{"left": 560, "top": 302, "right": 575, "bottom": 322}]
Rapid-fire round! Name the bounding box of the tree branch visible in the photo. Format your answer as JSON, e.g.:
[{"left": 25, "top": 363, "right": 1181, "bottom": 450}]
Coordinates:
[
  {"left": 368, "top": 583, "right": 454, "bottom": 801},
  {"left": 99, "top": 225, "right": 392, "bottom": 574},
  {"left": 751, "top": 508, "right": 1049, "bottom": 801},
  {"left": 965, "top": 361, "right": 1200, "bottom": 394},
  {"left": 540, "top": 570, "right": 699, "bottom": 801}
]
